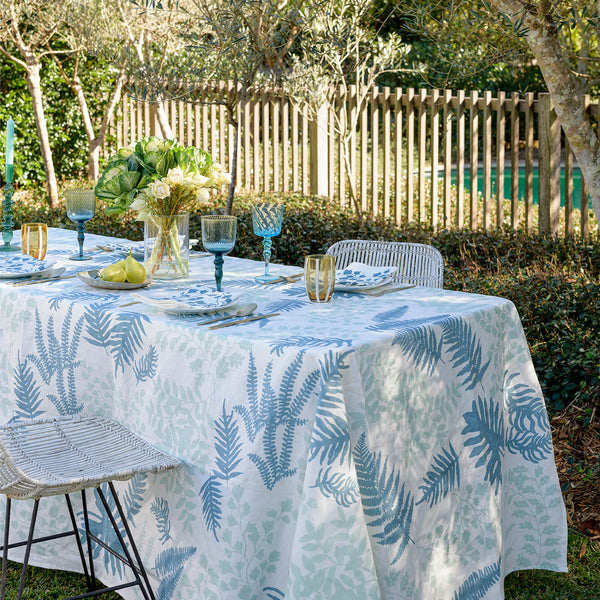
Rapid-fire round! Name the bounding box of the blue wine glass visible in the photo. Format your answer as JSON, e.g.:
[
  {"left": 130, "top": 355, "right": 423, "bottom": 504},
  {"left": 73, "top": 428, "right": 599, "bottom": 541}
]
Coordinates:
[
  {"left": 66, "top": 189, "right": 96, "bottom": 261},
  {"left": 252, "top": 203, "right": 284, "bottom": 283},
  {"left": 201, "top": 215, "right": 237, "bottom": 292}
]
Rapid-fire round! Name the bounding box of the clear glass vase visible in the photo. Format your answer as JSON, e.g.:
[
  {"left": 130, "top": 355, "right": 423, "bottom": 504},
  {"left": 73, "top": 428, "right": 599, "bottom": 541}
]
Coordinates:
[{"left": 144, "top": 214, "right": 190, "bottom": 279}]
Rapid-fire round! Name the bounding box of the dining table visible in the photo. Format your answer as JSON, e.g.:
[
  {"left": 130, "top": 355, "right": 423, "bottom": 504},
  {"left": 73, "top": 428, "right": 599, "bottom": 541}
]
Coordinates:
[{"left": 0, "top": 226, "right": 567, "bottom": 600}]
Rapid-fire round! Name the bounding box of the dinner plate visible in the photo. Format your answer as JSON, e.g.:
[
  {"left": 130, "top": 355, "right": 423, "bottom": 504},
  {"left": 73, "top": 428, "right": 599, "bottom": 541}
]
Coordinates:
[
  {"left": 134, "top": 286, "right": 242, "bottom": 314},
  {"left": 334, "top": 263, "right": 397, "bottom": 292},
  {"left": 0, "top": 255, "right": 56, "bottom": 279},
  {"left": 77, "top": 270, "right": 153, "bottom": 290}
]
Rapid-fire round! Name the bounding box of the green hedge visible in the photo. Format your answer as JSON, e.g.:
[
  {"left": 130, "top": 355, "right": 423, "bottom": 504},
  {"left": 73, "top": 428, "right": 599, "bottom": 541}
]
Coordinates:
[{"left": 11, "top": 191, "right": 600, "bottom": 414}]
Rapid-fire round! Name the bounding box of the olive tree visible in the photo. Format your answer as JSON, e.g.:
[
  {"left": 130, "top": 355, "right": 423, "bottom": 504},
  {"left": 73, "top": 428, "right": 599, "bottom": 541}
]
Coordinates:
[
  {"left": 399, "top": 0, "right": 600, "bottom": 224},
  {"left": 117, "top": 0, "right": 308, "bottom": 214},
  {"left": 284, "top": 0, "right": 407, "bottom": 215}
]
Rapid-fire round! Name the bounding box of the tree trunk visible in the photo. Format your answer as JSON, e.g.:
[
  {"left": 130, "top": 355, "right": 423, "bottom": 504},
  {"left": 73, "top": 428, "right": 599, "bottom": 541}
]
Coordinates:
[
  {"left": 155, "top": 102, "right": 174, "bottom": 139},
  {"left": 225, "top": 96, "right": 242, "bottom": 216},
  {"left": 25, "top": 57, "right": 59, "bottom": 208},
  {"left": 67, "top": 68, "right": 125, "bottom": 181},
  {"left": 490, "top": 0, "right": 600, "bottom": 223}
]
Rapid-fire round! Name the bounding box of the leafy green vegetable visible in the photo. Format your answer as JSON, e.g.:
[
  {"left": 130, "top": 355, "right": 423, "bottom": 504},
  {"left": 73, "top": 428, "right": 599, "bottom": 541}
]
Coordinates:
[{"left": 95, "top": 136, "right": 214, "bottom": 214}]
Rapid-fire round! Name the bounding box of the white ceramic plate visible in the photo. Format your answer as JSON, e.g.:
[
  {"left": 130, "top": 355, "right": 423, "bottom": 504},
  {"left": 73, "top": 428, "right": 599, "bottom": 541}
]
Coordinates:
[
  {"left": 0, "top": 255, "right": 56, "bottom": 279},
  {"left": 77, "top": 270, "right": 152, "bottom": 290},
  {"left": 133, "top": 286, "right": 241, "bottom": 314},
  {"left": 334, "top": 263, "right": 397, "bottom": 292}
]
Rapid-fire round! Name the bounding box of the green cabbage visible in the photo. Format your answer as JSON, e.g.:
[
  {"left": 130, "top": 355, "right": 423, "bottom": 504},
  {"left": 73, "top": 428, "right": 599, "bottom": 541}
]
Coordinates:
[{"left": 95, "top": 136, "right": 216, "bottom": 214}]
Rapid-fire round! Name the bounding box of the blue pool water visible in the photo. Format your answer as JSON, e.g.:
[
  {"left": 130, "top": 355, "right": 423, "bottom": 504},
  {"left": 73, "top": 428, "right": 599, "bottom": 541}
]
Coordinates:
[{"left": 447, "top": 165, "right": 589, "bottom": 211}]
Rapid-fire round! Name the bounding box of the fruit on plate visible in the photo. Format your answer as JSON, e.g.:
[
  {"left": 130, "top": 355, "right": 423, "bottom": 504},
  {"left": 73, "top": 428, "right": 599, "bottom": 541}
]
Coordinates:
[
  {"left": 99, "top": 263, "right": 127, "bottom": 283},
  {"left": 99, "top": 254, "right": 147, "bottom": 284},
  {"left": 125, "top": 254, "right": 147, "bottom": 284}
]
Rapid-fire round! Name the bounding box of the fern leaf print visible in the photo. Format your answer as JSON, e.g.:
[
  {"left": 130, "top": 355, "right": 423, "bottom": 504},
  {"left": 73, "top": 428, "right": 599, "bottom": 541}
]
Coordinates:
[
  {"left": 353, "top": 433, "right": 414, "bottom": 563},
  {"left": 312, "top": 467, "right": 360, "bottom": 507},
  {"left": 11, "top": 354, "right": 45, "bottom": 422},
  {"left": 123, "top": 474, "right": 147, "bottom": 523},
  {"left": 442, "top": 317, "right": 490, "bottom": 391},
  {"left": 236, "top": 351, "right": 319, "bottom": 490},
  {"left": 393, "top": 322, "right": 443, "bottom": 375},
  {"left": 417, "top": 443, "right": 460, "bottom": 507},
  {"left": 462, "top": 397, "right": 505, "bottom": 494},
  {"left": 151, "top": 497, "right": 172, "bottom": 544},
  {"left": 200, "top": 474, "right": 223, "bottom": 541},
  {"left": 504, "top": 372, "right": 552, "bottom": 463},
  {"left": 110, "top": 314, "right": 150, "bottom": 374},
  {"left": 154, "top": 546, "right": 197, "bottom": 600},
  {"left": 214, "top": 401, "right": 243, "bottom": 480},
  {"left": 451, "top": 560, "right": 501, "bottom": 600},
  {"left": 133, "top": 345, "right": 158, "bottom": 383}
]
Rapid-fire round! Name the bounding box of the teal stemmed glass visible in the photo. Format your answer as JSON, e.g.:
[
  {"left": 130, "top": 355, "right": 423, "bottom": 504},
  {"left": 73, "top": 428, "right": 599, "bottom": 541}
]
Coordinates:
[
  {"left": 65, "top": 189, "right": 96, "bottom": 261},
  {"left": 201, "top": 215, "right": 237, "bottom": 292},
  {"left": 252, "top": 203, "right": 284, "bottom": 284}
]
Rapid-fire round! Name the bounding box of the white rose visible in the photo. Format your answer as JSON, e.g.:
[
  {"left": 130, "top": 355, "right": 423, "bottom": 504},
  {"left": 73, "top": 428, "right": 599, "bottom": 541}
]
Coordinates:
[
  {"left": 165, "top": 166, "right": 184, "bottom": 186},
  {"left": 196, "top": 188, "right": 210, "bottom": 203},
  {"left": 150, "top": 180, "right": 171, "bottom": 199}
]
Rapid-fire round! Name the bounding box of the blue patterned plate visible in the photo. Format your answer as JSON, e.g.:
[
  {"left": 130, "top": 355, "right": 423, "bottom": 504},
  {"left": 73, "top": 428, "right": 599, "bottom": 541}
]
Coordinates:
[
  {"left": 0, "top": 255, "right": 56, "bottom": 279},
  {"left": 134, "top": 286, "right": 242, "bottom": 314},
  {"left": 334, "top": 262, "right": 397, "bottom": 292}
]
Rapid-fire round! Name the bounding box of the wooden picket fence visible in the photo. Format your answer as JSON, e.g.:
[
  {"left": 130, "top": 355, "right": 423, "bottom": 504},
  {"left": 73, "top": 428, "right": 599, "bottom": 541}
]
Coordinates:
[{"left": 107, "top": 82, "right": 598, "bottom": 237}]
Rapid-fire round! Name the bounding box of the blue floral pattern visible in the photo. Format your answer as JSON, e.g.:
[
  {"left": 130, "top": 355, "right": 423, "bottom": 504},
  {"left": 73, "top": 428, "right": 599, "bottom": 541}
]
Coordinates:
[{"left": 0, "top": 228, "right": 567, "bottom": 600}]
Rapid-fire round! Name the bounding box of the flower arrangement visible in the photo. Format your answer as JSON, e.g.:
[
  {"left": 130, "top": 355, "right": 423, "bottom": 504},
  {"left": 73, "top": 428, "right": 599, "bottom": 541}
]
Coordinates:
[
  {"left": 95, "top": 136, "right": 230, "bottom": 218},
  {"left": 95, "top": 137, "right": 230, "bottom": 279}
]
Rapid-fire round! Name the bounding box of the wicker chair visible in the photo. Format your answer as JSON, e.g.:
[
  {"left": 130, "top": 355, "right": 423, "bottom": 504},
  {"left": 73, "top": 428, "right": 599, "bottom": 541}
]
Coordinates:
[
  {"left": 0, "top": 414, "right": 181, "bottom": 600},
  {"left": 326, "top": 240, "right": 444, "bottom": 288}
]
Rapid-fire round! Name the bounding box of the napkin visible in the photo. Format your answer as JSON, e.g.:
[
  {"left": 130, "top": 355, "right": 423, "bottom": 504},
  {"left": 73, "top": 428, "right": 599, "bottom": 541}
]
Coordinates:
[{"left": 334, "top": 262, "right": 398, "bottom": 291}]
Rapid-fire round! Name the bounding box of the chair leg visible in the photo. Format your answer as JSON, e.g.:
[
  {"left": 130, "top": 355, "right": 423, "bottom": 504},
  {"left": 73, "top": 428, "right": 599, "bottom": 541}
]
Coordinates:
[
  {"left": 107, "top": 482, "right": 157, "bottom": 600},
  {"left": 65, "top": 494, "right": 93, "bottom": 591},
  {"left": 96, "top": 485, "right": 154, "bottom": 600},
  {"left": 81, "top": 489, "right": 96, "bottom": 591},
  {"left": 16, "top": 499, "right": 39, "bottom": 600},
  {"left": 1, "top": 497, "right": 11, "bottom": 600}
]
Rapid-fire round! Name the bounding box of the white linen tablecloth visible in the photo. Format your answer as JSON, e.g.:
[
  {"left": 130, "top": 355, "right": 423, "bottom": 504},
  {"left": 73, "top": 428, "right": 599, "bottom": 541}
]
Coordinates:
[{"left": 0, "top": 227, "right": 567, "bottom": 600}]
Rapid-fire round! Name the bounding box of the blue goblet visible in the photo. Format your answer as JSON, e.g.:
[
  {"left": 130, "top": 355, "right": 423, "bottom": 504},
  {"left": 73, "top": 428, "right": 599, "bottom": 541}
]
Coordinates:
[
  {"left": 65, "top": 189, "right": 96, "bottom": 261},
  {"left": 201, "top": 215, "right": 237, "bottom": 292},
  {"left": 252, "top": 203, "right": 284, "bottom": 284}
]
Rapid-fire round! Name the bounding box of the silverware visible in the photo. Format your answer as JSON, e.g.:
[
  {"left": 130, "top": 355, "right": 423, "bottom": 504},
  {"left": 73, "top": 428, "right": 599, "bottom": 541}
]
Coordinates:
[
  {"left": 262, "top": 272, "right": 303, "bottom": 285},
  {"left": 197, "top": 303, "right": 257, "bottom": 326},
  {"left": 362, "top": 284, "right": 417, "bottom": 297},
  {"left": 11, "top": 268, "right": 72, "bottom": 287},
  {"left": 209, "top": 312, "right": 280, "bottom": 330}
]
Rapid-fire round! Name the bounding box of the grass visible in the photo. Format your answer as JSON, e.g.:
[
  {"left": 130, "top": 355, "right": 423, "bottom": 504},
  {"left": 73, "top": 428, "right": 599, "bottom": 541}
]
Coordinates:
[{"left": 2, "top": 189, "right": 599, "bottom": 598}]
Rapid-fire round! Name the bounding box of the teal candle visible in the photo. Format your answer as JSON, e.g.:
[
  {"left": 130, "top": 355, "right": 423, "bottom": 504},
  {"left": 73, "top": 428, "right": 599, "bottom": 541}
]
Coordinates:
[{"left": 5, "top": 117, "right": 14, "bottom": 184}]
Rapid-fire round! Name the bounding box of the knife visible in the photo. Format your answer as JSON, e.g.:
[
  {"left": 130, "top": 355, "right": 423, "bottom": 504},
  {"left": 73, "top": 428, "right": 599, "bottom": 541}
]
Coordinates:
[
  {"left": 12, "top": 273, "right": 75, "bottom": 287},
  {"left": 262, "top": 273, "right": 303, "bottom": 285},
  {"left": 364, "top": 284, "right": 417, "bottom": 296},
  {"left": 209, "top": 312, "right": 280, "bottom": 330}
]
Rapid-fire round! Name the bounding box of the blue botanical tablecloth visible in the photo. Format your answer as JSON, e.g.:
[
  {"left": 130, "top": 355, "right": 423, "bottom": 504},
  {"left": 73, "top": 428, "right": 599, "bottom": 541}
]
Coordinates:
[{"left": 0, "top": 227, "right": 567, "bottom": 600}]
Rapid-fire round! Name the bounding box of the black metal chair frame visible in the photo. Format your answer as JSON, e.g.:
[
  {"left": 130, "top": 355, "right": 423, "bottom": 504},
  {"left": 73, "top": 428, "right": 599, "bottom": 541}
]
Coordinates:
[{"left": 0, "top": 482, "right": 156, "bottom": 600}]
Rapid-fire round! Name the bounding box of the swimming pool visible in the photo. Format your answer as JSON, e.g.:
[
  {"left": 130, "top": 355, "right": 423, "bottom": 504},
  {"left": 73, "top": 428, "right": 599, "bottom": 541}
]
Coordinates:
[{"left": 447, "top": 165, "right": 589, "bottom": 211}]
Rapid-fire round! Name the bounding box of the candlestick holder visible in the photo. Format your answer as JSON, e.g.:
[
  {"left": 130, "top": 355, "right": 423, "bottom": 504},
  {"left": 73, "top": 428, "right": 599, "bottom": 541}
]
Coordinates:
[{"left": 0, "top": 182, "right": 20, "bottom": 253}]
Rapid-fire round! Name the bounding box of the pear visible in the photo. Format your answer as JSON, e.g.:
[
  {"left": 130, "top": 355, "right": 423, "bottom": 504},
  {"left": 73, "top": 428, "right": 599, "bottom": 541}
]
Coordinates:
[
  {"left": 125, "top": 254, "right": 147, "bottom": 284},
  {"left": 99, "top": 263, "right": 127, "bottom": 283}
]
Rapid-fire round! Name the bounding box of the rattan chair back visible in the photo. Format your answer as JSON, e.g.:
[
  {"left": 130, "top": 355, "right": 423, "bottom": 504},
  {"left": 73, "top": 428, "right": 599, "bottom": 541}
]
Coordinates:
[{"left": 326, "top": 240, "right": 444, "bottom": 288}]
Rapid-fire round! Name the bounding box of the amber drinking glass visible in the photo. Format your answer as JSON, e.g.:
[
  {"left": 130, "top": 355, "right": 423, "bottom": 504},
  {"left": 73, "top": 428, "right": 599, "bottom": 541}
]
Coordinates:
[
  {"left": 21, "top": 223, "right": 48, "bottom": 260},
  {"left": 304, "top": 255, "right": 335, "bottom": 303}
]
